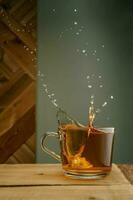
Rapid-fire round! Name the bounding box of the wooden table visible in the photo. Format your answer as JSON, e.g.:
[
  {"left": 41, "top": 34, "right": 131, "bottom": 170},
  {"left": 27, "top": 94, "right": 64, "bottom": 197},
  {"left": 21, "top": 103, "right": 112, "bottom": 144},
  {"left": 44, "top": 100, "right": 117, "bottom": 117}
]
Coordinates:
[{"left": 0, "top": 164, "right": 133, "bottom": 199}]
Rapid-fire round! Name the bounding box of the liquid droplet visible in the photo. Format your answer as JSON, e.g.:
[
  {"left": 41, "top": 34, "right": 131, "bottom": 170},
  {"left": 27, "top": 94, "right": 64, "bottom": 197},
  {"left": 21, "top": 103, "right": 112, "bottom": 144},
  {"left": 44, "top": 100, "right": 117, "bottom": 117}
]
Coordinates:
[
  {"left": 74, "top": 21, "right": 78, "bottom": 25},
  {"left": 74, "top": 9, "right": 78, "bottom": 13},
  {"left": 99, "top": 85, "right": 103, "bottom": 88},
  {"left": 98, "top": 75, "right": 102, "bottom": 78},
  {"left": 97, "top": 58, "right": 100, "bottom": 62},
  {"left": 76, "top": 32, "right": 79, "bottom": 35},
  {"left": 96, "top": 108, "right": 101, "bottom": 113},
  {"left": 82, "top": 49, "right": 86, "bottom": 53},
  {"left": 88, "top": 85, "right": 92, "bottom": 88},
  {"left": 43, "top": 84, "right": 47, "bottom": 88},
  {"left": 110, "top": 95, "right": 114, "bottom": 99},
  {"left": 102, "top": 44, "right": 105, "bottom": 48},
  {"left": 86, "top": 75, "right": 90, "bottom": 79},
  {"left": 45, "top": 88, "right": 48, "bottom": 93},
  {"left": 102, "top": 102, "right": 107, "bottom": 107}
]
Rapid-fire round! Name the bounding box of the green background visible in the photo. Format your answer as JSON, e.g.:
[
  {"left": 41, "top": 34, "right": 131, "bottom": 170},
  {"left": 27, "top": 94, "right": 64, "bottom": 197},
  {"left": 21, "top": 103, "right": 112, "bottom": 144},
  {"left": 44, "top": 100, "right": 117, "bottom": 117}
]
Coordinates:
[{"left": 37, "top": 0, "right": 133, "bottom": 163}]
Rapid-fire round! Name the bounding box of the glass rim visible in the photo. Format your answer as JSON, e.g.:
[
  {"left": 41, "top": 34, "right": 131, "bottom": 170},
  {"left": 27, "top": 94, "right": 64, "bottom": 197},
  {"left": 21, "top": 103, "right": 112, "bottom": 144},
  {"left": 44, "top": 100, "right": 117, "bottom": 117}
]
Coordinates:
[{"left": 97, "top": 127, "right": 115, "bottom": 133}]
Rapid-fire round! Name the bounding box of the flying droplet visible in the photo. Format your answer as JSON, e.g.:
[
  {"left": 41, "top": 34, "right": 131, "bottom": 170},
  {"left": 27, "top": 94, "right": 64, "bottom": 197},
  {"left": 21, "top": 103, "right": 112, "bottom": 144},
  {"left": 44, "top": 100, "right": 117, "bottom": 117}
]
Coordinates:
[
  {"left": 110, "top": 95, "right": 114, "bottom": 99},
  {"left": 99, "top": 85, "right": 103, "bottom": 88},
  {"left": 91, "top": 95, "right": 94, "bottom": 99},
  {"left": 76, "top": 32, "right": 79, "bottom": 35},
  {"left": 45, "top": 88, "right": 48, "bottom": 93},
  {"left": 51, "top": 93, "right": 55, "bottom": 96},
  {"left": 94, "top": 50, "right": 97, "bottom": 53},
  {"left": 52, "top": 9, "right": 56, "bottom": 12},
  {"left": 88, "top": 85, "right": 92, "bottom": 88},
  {"left": 74, "top": 21, "right": 78, "bottom": 25},
  {"left": 102, "top": 44, "right": 105, "bottom": 48},
  {"left": 43, "top": 84, "right": 47, "bottom": 88},
  {"left": 97, "top": 58, "right": 100, "bottom": 62},
  {"left": 102, "top": 102, "right": 107, "bottom": 107},
  {"left": 74, "top": 9, "right": 78, "bottom": 13},
  {"left": 96, "top": 108, "right": 101, "bottom": 113},
  {"left": 82, "top": 49, "right": 86, "bottom": 53},
  {"left": 98, "top": 75, "right": 102, "bottom": 78},
  {"left": 86, "top": 75, "right": 90, "bottom": 79}
]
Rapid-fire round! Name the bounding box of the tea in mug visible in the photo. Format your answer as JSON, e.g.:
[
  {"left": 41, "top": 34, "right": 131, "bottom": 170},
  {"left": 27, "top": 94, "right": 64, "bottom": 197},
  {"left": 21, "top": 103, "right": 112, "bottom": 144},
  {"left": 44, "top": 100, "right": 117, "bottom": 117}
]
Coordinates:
[{"left": 60, "top": 124, "right": 114, "bottom": 176}]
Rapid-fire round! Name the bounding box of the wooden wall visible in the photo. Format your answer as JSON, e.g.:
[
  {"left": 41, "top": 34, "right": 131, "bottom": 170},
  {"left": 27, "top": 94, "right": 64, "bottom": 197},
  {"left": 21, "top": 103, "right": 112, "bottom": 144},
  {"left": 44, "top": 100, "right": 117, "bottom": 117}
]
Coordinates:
[{"left": 0, "top": 0, "right": 37, "bottom": 163}]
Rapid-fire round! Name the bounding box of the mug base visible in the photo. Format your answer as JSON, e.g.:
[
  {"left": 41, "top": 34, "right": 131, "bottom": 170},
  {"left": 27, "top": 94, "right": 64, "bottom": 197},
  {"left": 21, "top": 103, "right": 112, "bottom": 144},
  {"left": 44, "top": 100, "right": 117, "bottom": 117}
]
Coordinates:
[{"left": 64, "top": 171, "right": 108, "bottom": 179}]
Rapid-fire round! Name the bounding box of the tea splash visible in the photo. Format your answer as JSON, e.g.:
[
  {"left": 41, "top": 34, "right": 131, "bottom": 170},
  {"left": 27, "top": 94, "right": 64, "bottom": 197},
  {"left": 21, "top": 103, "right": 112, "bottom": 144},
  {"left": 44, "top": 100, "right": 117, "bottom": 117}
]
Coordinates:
[{"left": 60, "top": 98, "right": 114, "bottom": 173}]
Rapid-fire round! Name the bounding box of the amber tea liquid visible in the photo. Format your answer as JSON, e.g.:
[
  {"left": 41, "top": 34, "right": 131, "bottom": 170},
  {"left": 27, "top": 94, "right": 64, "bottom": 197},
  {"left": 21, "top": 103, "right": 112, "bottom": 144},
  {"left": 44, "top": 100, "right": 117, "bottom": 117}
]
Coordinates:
[{"left": 59, "top": 124, "right": 114, "bottom": 176}]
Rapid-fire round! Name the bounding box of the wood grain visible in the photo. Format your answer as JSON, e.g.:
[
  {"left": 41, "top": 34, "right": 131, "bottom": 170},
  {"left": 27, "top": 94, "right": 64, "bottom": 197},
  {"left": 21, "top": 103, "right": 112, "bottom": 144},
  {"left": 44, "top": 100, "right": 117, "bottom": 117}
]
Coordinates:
[
  {"left": 0, "top": 107, "right": 35, "bottom": 163},
  {"left": 0, "top": 185, "right": 133, "bottom": 200},
  {"left": 0, "top": 6, "right": 36, "bottom": 50},
  {"left": 0, "top": 164, "right": 130, "bottom": 186}
]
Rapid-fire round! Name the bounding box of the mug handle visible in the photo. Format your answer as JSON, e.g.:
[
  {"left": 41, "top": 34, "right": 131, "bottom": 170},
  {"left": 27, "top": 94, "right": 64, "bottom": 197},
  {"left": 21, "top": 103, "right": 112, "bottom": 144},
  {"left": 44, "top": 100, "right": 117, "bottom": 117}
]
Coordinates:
[{"left": 41, "top": 132, "right": 61, "bottom": 162}]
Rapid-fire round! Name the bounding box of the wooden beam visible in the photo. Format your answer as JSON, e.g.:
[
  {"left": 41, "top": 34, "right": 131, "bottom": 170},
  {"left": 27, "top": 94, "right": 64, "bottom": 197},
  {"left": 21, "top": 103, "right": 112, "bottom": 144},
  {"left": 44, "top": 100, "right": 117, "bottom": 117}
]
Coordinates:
[
  {"left": 0, "top": 81, "right": 35, "bottom": 138},
  {"left": 0, "top": 6, "right": 36, "bottom": 50},
  {"left": 0, "top": 62, "right": 13, "bottom": 80},
  {"left": 12, "top": 144, "right": 35, "bottom": 163},
  {"left": 26, "top": 134, "right": 35, "bottom": 153},
  {"left": 0, "top": 74, "right": 32, "bottom": 109},
  {"left": 1, "top": 41, "right": 36, "bottom": 80},
  {"left": 0, "top": 68, "right": 23, "bottom": 97},
  {"left": 0, "top": 22, "right": 15, "bottom": 42},
  {"left": 0, "top": 106, "right": 35, "bottom": 163}
]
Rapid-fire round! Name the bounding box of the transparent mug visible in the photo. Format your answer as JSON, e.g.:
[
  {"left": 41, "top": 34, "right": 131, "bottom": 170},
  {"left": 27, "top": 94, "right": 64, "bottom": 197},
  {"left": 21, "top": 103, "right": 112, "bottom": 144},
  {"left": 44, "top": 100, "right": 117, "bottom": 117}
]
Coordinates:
[{"left": 41, "top": 110, "right": 115, "bottom": 179}]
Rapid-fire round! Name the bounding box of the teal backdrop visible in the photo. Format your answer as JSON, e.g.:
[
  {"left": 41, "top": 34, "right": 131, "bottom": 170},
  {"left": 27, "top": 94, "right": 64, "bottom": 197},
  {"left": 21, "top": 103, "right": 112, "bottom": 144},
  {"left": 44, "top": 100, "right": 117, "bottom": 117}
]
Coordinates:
[{"left": 37, "top": 0, "right": 133, "bottom": 163}]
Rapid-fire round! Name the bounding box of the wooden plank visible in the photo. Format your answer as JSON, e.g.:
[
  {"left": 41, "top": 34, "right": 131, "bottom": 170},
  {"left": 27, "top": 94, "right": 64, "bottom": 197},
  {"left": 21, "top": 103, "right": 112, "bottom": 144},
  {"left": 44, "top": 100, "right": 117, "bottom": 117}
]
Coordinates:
[
  {"left": 0, "top": 106, "right": 35, "bottom": 163},
  {"left": 1, "top": 41, "right": 36, "bottom": 79},
  {"left": 0, "top": 185, "right": 133, "bottom": 200},
  {"left": 9, "top": 0, "right": 26, "bottom": 14},
  {"left": 21, "top": 8, "right": 36, "bottom": 25},
  {"left": 0, "top": 22, "right": 15, "bottom": 42},
  {"left": 0, "top": 74, "right": 32, "bottom": 108},
  {"left": 6, "top": 155, "right": 19, "bottom": 164},
  {"left": 0, "top": 62, "right": 13, "bottom": 79},
  {"left": 0, "top": 6, "right": 36, "bottom": 50},
  {"left": 0, "top": 68, "right": 23, "bottom": 97},
  {"left": 0, "top": 81, "right": 35, "bottom": 137},
  {"left": 0, "top": 164, "right": 130, "bottom": 186},
  {"left": 11, "top": 0, "right": 35, "bottom": 22},
  {"left": 12, "top": 144, "right": 35, "bottom": 163},
  {"left": 26, "top": 134, "right": 35, "bottom": 153}
]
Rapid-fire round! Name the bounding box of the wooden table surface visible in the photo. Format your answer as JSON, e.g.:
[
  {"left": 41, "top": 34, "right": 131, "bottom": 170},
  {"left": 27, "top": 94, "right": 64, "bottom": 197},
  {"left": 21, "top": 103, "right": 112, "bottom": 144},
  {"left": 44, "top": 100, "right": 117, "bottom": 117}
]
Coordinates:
[{"left": 0, "top": 164, "right": 132, "bottom": 200}]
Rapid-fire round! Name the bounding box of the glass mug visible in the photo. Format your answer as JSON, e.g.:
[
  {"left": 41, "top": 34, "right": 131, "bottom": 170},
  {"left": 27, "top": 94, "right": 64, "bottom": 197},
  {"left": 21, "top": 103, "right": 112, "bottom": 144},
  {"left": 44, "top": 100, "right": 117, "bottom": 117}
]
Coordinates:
[{"left": 41, "top": 110, "right": 115, "bottom": 179}]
